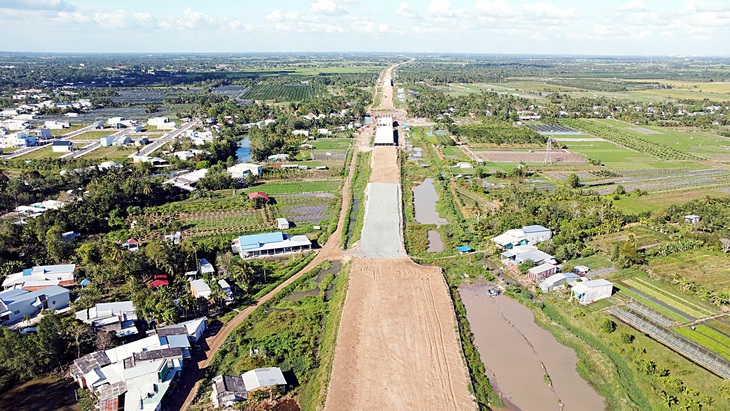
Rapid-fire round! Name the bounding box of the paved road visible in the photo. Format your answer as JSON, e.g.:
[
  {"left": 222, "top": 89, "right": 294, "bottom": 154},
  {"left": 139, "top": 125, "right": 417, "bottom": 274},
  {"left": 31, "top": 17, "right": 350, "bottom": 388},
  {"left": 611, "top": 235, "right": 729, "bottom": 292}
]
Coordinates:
[
  {"left": 1, "top": 124, "right": 94, "bottom": 159},
  {"left": 132, "top": 121, "right": 197, "bottom": 158}
]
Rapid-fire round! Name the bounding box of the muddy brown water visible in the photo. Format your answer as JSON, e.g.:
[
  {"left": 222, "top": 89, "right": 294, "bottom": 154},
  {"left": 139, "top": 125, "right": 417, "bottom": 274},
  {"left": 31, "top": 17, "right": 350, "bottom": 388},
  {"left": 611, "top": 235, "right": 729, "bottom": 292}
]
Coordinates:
[
  {"left": 412, "top": 178, "right": 447, "bottom": 226},
  {"left": 0, "top": 377, "right": 80, "bottom": 411},
  {"left": 427, "top": 230, "right": 444, "bottom": 252},
  {"left": 459, "top": 281, "right": 605, "bottom": 411}
]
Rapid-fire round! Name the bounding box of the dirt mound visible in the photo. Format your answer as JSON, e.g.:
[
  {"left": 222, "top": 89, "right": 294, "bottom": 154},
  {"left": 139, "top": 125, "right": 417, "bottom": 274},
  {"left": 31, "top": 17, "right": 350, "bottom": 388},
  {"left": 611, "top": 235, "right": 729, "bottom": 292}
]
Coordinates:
[
  {"left": 369, "top": 146, "right": 400, "bottom": 184},
  {"left": 325, "top": 258, "right": 475, "bottom": 411}
]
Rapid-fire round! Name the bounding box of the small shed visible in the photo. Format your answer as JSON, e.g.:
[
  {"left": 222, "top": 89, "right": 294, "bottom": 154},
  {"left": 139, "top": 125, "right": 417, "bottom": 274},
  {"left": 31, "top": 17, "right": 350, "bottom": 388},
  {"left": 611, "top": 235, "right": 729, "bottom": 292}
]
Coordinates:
[
  {"left": 573, "top": 279, "right": 613, "bottom": 305},
  {"left": 277, "top": 218, "right": 290, "bottom": 230},
  {"left": 148, "top": 274, "right": 169, "bottom": 288},
  {"left": 199, "top": 258, "right": 215, "bottom": 275},
  {"left": 190, "top": 279, "right": 211, "bottom": 299},
  {"left": 248, "top": 192, "right": 270, "bottom": 203},
  {"left": 123, "top": 238, "right": 139, "bottom": 251},
  {"left": 685, "top": 214, "right": 701, "bottom": 224},
  {"left": 539, "top": 272, "right": 581, "bottom": 292}
]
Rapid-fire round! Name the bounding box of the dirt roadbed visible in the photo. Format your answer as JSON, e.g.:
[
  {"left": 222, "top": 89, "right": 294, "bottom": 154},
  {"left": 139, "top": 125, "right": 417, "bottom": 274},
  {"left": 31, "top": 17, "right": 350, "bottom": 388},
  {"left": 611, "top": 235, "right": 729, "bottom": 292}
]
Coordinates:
[{"left": 325, "top": 258, "right": 475, "bottom": 411}]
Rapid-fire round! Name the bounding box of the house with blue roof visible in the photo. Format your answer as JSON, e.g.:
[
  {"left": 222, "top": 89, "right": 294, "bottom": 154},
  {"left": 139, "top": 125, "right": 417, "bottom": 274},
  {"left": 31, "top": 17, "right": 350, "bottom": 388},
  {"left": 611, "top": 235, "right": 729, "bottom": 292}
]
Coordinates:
[
  {"left": 2, "top": 263, "right": 77, "bottom": 290},
  {"left": 0, "top": 285, "right": 70, "bottom": 325},
  {"left": 231, "top": 232, "right": 312, "bottom": 258}
]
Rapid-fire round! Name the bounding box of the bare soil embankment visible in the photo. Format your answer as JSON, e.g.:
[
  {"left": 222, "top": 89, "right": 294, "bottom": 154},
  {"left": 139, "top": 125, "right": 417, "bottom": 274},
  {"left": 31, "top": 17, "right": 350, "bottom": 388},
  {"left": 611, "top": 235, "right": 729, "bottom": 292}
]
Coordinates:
[{"left": 325, "top": 258, "right": 475, "bottom": 411}]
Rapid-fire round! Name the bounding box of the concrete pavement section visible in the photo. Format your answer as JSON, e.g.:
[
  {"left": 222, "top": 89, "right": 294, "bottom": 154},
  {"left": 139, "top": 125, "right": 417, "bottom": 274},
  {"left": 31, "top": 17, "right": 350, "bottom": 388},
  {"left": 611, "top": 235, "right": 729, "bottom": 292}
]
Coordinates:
[{"left": 359, "top": 183, "right": 406, "bottom": 258}]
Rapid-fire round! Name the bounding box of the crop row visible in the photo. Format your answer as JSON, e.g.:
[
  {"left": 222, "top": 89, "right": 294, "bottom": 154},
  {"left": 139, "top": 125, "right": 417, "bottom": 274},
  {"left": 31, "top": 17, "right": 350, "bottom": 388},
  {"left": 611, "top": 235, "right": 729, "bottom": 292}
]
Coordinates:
[
  {"left": 630, "top": 277, "right": 716, "bottom": 316},
  {"left": 674, "top": 327, "right": 730, "bottom": 361},
  {"left": 561, "top": 119, "right": 701, "bottom": 161},
  {"left": 619, "top": 286, "right": 691, "bottom": 323},
  {"left": 625, "top": 278, "right": 715, "bottom": 318},
  {"left": 242, "top": 83, "right": 325, "bottom": 102}
]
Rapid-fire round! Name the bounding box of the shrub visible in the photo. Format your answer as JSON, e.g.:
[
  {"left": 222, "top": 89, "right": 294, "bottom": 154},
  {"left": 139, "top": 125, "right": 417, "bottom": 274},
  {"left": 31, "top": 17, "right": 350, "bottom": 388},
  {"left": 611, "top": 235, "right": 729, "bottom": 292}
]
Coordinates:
[{"left": 601, "top": 318, "right": 617, "bottom": 333}]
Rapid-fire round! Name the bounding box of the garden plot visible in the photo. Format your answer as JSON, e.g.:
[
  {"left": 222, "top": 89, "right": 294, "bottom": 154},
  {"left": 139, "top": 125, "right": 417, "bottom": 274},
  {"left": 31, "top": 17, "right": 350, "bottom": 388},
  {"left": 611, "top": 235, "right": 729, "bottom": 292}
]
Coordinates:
[
  {"left": 621, "top": 277, "right": 718, "bottom": 319},
  {"left": 179, "top": 208, "right": 276, "bottom": 238},
  {"left": 474, "top": 149, "right": 586, "bottom": 163},
  {"left": 276, "top": 192, "right": 335, "bottom": 224}
]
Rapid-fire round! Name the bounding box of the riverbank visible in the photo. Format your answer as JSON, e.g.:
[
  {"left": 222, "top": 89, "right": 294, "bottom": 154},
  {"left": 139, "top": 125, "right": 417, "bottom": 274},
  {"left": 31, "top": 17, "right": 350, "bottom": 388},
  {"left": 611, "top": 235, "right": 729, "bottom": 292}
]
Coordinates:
[{"left": 458, "top": 280, "right": 605, "bottom": 411}]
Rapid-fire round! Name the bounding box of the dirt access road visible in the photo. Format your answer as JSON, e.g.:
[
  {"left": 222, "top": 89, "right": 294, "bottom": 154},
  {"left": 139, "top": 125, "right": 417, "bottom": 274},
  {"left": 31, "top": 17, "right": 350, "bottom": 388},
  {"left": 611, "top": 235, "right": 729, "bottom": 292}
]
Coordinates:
[
  {"left": 172, "top": 98, "right": 369, "bottom": 411},
  {"left": 325, "top": 61, "right": 475, "bottom": 410}
]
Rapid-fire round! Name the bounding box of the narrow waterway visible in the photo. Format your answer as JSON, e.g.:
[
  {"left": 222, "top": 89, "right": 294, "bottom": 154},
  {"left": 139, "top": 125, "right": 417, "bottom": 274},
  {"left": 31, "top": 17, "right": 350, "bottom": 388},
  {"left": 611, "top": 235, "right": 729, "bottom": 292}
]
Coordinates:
[
  {"left": 412, "top": 178, "right": 447, "bottom": 225},
  {"left": 236, "top": 136, "right": 251, "bottom": 162},
  {"left": 458, "top": 281, "right": 605, "bottom": 411},
  {"left": 427, "top": 230, "right": 444, "bottom": 252},
  {"left": 413, "top": 178, "right": 447, "bottom": 252}
]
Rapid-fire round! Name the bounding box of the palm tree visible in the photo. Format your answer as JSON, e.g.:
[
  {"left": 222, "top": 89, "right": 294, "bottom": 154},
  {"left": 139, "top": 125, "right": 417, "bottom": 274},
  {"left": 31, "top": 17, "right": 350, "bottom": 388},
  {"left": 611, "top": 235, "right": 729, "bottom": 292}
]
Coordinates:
[{"left": 661, "top": 391, "right": 678, "bottom": 408}]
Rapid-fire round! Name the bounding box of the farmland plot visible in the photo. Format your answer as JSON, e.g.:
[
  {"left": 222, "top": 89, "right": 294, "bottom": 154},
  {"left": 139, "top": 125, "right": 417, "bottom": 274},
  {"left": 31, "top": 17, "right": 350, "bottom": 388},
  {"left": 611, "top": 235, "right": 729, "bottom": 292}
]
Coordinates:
[{"left": 276, "top": 193, "right": 335, "bottom": 224}]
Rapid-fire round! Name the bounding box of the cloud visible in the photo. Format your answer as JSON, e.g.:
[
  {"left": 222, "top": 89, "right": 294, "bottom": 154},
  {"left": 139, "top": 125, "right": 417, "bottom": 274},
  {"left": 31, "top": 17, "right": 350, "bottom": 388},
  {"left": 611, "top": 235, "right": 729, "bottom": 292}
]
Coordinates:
[
  {"left": 0, "top": 0, "right": 74, "bottom": 11},
  {"left": 619, "top": 0, "right": 649, "bottom": 12},
  {"left": 428, "top": 0, "right": 451, "bottom": 14},
  {"left": 396, "top": 2, "right": 420, "bottom": 19},
  {"left": 310, "top": 0, "right": 347, "bottom": 16}
]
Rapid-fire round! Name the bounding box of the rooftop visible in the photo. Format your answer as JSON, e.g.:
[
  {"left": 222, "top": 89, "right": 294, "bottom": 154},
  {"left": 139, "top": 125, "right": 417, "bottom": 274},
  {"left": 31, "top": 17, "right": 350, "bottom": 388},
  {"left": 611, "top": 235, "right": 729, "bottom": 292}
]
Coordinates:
[{"left": 241, "top": 367, "right": 287, "bottom": 391}]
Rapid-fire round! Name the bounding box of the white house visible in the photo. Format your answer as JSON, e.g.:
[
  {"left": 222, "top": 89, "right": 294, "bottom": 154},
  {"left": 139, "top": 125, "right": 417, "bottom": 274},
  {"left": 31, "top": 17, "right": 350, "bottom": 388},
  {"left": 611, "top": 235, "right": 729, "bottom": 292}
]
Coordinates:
[
  {"left": 277, "top": 218, "right": 290, "bottom": 230},
  {"left": 218, "top": 280, "right": 233, "bottom": 301},
  {"left": 293, "top": 130, "right": 309, "bottom": 137},
  {"left": 0, "top": 286, "right": 71, "bottom": 324},
  {"left": 492, "top": 225, "right": 552, "bottom": 249},
  {"left": 573, "top": 279, "right": 613, "bottom": 305},
  {"left": 317, "top": 128, "right": 332, "bottom": 136},
  {"left": 69, "top": 317, "right": 204, "bottom": 411},
  {"left": 453, "top": 162, "right": 474, "bottom": 169},
  {"left": 148, "top": 117, "right": 176, "bottom": 130},
  {"left": 33, "top": 128, "right": 53, "bottom": 141},
  {"left": 2, "top": 264, "right": 76, "bottom": 290},
  {"left": 75, "top": 301, "right": 138, "bottom": 337},
  {"left": 52, "top": 140, "right": 74, "bottom": 153},
  {"left": 685, "top": 214, "right": 701, "bottom": 224},
  {"left": 227, "top": 163, "right": 262, "bottom": 178},
  {"left": 157, "top": 317, "right": 207, "bottom": 343},
  {"left": 44, "top": 120, "right": 70, "bottom": 130},
  {"left": 107, "top": 117, "right": 125, "bottom": 127}
]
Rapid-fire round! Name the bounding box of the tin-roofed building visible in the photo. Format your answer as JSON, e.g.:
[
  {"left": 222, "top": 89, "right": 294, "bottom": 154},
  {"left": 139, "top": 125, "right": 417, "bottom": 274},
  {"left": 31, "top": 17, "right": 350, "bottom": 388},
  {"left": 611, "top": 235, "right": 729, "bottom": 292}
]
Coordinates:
[
  {"left": 0, "top": 285, "right": 70, "bottom": 324},
  {"left": 2, "top": 264, "right": 76, "bottom": 290},
  {"left": 231, "top": 232, "right": 312, "bottom": 258}
]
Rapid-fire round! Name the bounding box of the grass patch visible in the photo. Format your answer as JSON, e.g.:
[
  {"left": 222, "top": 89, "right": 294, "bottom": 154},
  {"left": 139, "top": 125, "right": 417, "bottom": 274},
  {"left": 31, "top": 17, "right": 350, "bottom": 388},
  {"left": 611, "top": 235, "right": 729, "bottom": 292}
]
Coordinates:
[
  {"left": 649, "top": 249, "right": 730, "bottom": 293},
  {"left": 245, "top": 180, "right": 341, "bottom": 195},
  {"left": 591, "top": 225, "right": 671, "bottom": 253},
  {"left": 612, "top": 189, "right": 728, "bottom": 214},
  {"left": 68, "top": 130, "right": 116, "bottom": 141},
  {"left": 342, "top": 151, "right": 371, "bottom": 248},
  {"left": 309, "top": 138, "right": 353, "bottom": 150},
  {"left": 211, "top": 261, "right": 348, "bottom": 408}
]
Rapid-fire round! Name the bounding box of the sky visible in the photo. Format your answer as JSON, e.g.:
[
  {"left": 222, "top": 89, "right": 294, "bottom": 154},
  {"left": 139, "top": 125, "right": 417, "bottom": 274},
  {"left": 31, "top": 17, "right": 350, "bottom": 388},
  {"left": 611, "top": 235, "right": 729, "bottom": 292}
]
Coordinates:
[{"left": 0, "top": 0, "right": 728, "bottom": 55}]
